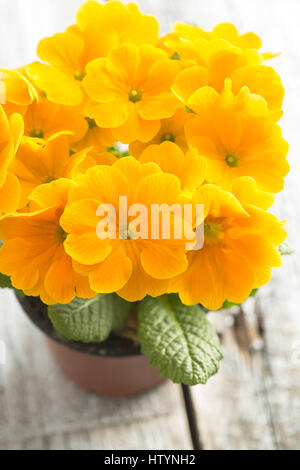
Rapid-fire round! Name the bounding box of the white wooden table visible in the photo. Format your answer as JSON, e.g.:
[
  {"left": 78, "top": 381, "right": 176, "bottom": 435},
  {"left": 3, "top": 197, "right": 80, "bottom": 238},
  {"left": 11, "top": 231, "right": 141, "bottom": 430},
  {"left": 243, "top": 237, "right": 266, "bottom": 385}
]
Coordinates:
[{"left": 0, "top": 0, "right": 300, "bottom": 450}]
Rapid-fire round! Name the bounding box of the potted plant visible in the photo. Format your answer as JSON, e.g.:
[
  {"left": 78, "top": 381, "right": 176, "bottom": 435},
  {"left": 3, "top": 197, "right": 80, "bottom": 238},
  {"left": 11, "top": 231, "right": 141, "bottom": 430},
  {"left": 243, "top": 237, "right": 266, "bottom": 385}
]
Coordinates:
[{"left": 0, "top": 0, "right": 290, "bottom": 397}]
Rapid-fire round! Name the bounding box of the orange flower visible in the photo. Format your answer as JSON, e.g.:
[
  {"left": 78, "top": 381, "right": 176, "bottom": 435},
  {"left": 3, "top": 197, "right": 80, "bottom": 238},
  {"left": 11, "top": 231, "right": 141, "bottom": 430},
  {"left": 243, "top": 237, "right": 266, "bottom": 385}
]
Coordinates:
[
  {"left": 74, "top": 148, "right": 118, "bottom": 176},
  {"left": 173, "top": 23, "right": 263, "bottom": 52},
  {"left": 172, "top": 61, "right": 284, "bottom": 113},
  {"left": 130, "top": 108, "right": 190, "bottom": 157},
  {"left": 182, "top": 82, "right": 289, "bottom": 193},
  {"left": 139, "top": 141, "right": 206, "bottom": 196},
  {"left": 168, "top": 22, "right": 279, "bottom": 61},
  {"left": 10, "top": 134, "right": 90, "bottom": 208},
  {"left": 26, "top": 1, "right": 159, "bottom": 107},
  {"left": 230, "top": 64, "right": 284, "bottom": 111},
  {"left": 0, "top": 105, "right": 24, "bottom": 213},
  {"left": 26, "top": 27, "right": 117, "bottom": 106},
  {"left": 0, "top": 68, "right": 39, "bottom": 117},
  {"left": 21, "top": 98, "right": 88, "bottom": 143},
  {"left": 83, "top": 44, "right": 181, "bottom": 143},
  {"left": 60, "top": 157, "right": 191, "bottom": 301},
  {"left": 72, "top": 117, "right": 114, "bottom": 152},
  {"left": 67, "top": 118, "right": 117, "bottom": 174},
  {"left": 171, "top": 182, "right": 286, "bottom": 309},
  {"left": 165, "top": 37, "right": 262, "bottom": 93},
  {"left": 0, "top": 178, "right": 95, "bottom": 304},
  {"left": 76, "top": 1, "right": 159, "bottom": 46}
]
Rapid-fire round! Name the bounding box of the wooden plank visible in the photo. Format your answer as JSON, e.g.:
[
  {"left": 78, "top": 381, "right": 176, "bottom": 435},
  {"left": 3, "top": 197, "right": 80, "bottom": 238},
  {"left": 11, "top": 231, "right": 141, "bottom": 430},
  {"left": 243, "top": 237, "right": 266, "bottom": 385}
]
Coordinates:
[
  {"left": 188, "top": 0, "right": 300, "bottom": 450},
  {"left": 186, "top": 304, "right": 277, "bottom": 450}
]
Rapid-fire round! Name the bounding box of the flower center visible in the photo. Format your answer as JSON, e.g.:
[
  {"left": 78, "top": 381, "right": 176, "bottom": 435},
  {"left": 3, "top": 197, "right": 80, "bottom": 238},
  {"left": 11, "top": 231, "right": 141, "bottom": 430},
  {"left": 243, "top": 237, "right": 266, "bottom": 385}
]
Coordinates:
[
  {"left": 161, "top": 132, "right": 176, "bottom": 143},
  {"left": 170, "top": 52, "right": 180, "bottom": 60},
  {"left": 30, "top": 128, "right": 44, "bottom": 139},
  {"left": 128, "top": 89, "right": 143, "bottom": 103},
  {"left": 204, "top": 222, "right": 224, "bottom": 244},
  {"left": 55, "top": 225, "right": 68, "bottom": 244},
  {"left": 119, "top": 222, "right": 139, "bottom": 240},
  {"left": 225, "top": 153, "right": 239, "bottom": 167},
  {"left": 119, "top": 225, "right": 132, "bottom": 240},
  {"left": 85, "top": 117, "right": 97, "bottom": 130},
  {"left": 43, "top": 176, "right": 56, "bottom": 184},
  {"left": 74, "top": 70, "right": 86, "bottom": 81}
]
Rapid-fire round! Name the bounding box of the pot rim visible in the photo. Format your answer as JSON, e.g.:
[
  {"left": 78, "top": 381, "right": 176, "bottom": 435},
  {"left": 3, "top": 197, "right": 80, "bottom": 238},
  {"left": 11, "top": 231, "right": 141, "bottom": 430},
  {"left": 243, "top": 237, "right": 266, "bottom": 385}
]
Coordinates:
[{"left": 15, "top": 292, "right": 142, "bottom": 359}]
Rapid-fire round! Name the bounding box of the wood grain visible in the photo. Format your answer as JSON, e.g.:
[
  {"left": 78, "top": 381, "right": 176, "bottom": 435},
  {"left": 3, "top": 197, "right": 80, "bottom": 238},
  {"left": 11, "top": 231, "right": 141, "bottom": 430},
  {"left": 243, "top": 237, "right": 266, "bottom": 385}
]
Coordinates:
[
  {"left": 0, "top": 0, "right": 300, "bottom": 450},
  {"left": 187, "top": 0, "right": 300, "bottom": 451}
]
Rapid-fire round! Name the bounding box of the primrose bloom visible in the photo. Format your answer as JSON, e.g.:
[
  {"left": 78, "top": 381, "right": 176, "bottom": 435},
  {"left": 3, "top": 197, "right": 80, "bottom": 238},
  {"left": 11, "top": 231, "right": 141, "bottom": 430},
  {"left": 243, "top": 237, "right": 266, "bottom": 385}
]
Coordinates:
[
  {"left": 20, "top": 98, "right": 88, "bottom": 143},
  {"left": 181, "top": 82, "right": 289, "bottom": 193},
  {"left": 61, "top": 157, "right": 194, "bottom": 302},
  {"left": 173, "top": 64, "right": 284, "bottom": 114},
  {"left": 0, "top": 179, "right": 95, "bottom": 304},
  {"left": 163, "top": 37, "right": 262, "bottom": 92},
  {"left": 11, "top": 134, "right": 90, "bottom": 209},
  {"left": 171, "top": 180, "right": 286, "bottom": 310},
  {"left": 72, "top": 117, "right": 114, "bottom": 154},
  {"left": 83, "top": 44, "right": 181, "bottom": 143},
  {"left": 171, "top": 22, "right": 281, "bottom": 59},
  {"left": 0, "top": 105, "right": 23, "bottom": 213},
  {"left": 76, "top": 0, "right": 159, "bottom": 46},
  {"left": 27, "top": 27, "right": 117, "bottom": 107},
  {"left": 130, "top": 108, "right": 191, "bottom": 157},
  {"left": 26, "top": 1, "right": 159, "bottom": 107},
  {"left": 0, "top": 68, "right": 38, "bottom": 117},
  {"left": 139, "top": 141, "right": 206, "bottom": 196}
]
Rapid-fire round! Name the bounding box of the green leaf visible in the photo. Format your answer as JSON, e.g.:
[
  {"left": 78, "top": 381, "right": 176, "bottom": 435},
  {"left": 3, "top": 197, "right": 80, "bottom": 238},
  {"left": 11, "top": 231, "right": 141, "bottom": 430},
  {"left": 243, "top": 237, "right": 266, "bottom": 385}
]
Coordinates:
[
  {"left": 279, "top": 241, "right": 295, "bottom": 256},
  {"left": 0, "top": 273, "right": 12, "bottom": 288},
  {"left": 138, "top": 294, "right": 223, "bottom": 385},
  {"left": 48, "top": 294, "right": 132, "bottom": 343}
]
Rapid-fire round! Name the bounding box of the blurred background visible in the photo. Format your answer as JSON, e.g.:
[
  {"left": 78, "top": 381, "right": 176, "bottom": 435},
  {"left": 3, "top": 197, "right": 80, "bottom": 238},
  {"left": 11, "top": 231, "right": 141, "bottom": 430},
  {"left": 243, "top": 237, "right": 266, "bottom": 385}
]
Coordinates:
[{"left": 0, "top": 0, "right": 300, "bottom": 450}]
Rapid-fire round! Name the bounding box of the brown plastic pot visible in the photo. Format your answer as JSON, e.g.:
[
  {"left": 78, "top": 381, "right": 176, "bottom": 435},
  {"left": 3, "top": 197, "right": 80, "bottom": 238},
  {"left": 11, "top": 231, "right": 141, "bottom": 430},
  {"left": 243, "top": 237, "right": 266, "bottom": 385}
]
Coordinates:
[{"left": 16, "top": 294, "right": 166, "bottom": 397}]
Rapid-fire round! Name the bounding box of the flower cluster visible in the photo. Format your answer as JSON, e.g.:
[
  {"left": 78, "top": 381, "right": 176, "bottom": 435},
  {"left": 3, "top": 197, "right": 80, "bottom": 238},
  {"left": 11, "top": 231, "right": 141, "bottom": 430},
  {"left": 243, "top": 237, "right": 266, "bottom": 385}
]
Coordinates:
[{"left": 0, "top": 0, "right": 289, "bottom": 310}]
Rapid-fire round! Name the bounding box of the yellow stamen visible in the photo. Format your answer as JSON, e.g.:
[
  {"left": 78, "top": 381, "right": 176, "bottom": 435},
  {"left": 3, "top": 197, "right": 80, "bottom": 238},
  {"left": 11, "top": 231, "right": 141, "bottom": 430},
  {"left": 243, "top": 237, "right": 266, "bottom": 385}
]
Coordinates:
[
  {"left": 161, "top": 132, "right": 175, "bottom": 143},
  {"left": 204, "top": 222, "right": 224, "bottom": 244},
  {"left": 74, "top": 70, "right": 86, "bottom": 81},
  {"left": 225, "top": 153, "right": 239, "bottom": 167},
  {"left": 128, "top": 89, "right": 142, "bottom": 103},
  {"left": 43, "top": 176, "right": 56, "bottom": 184},
  {"left": 30, "top": 129, "right": 44, "bottom": 139},
  {"left": 55, "top": 226, "right": 68, "bottom": 243}
]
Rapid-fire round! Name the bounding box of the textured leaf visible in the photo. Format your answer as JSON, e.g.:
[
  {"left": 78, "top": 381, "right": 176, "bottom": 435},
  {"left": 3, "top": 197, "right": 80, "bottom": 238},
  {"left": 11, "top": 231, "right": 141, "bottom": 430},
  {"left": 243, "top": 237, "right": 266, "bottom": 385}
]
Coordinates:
[
  {"left": 48, "top": 294, "right": 132, "bottom": 343},
  {"left": 138, "top": 294, "right": 223, "bottom": 385},
  {"left": 0, "top": 273, "right": 12, "bottom": 288}
]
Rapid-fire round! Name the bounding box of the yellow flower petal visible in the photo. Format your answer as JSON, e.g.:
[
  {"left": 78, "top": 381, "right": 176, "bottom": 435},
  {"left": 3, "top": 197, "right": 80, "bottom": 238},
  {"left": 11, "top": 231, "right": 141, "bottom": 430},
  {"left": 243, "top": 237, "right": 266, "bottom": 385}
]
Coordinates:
[
  {"left": 27, "top": 63, "right": 83, "bottom": 106},
  {"left": 37, "top": 32, "right": 85, "bottom": 75},
  {"left": 87, "top": 241, "right": 132, "bottom": 293}
]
